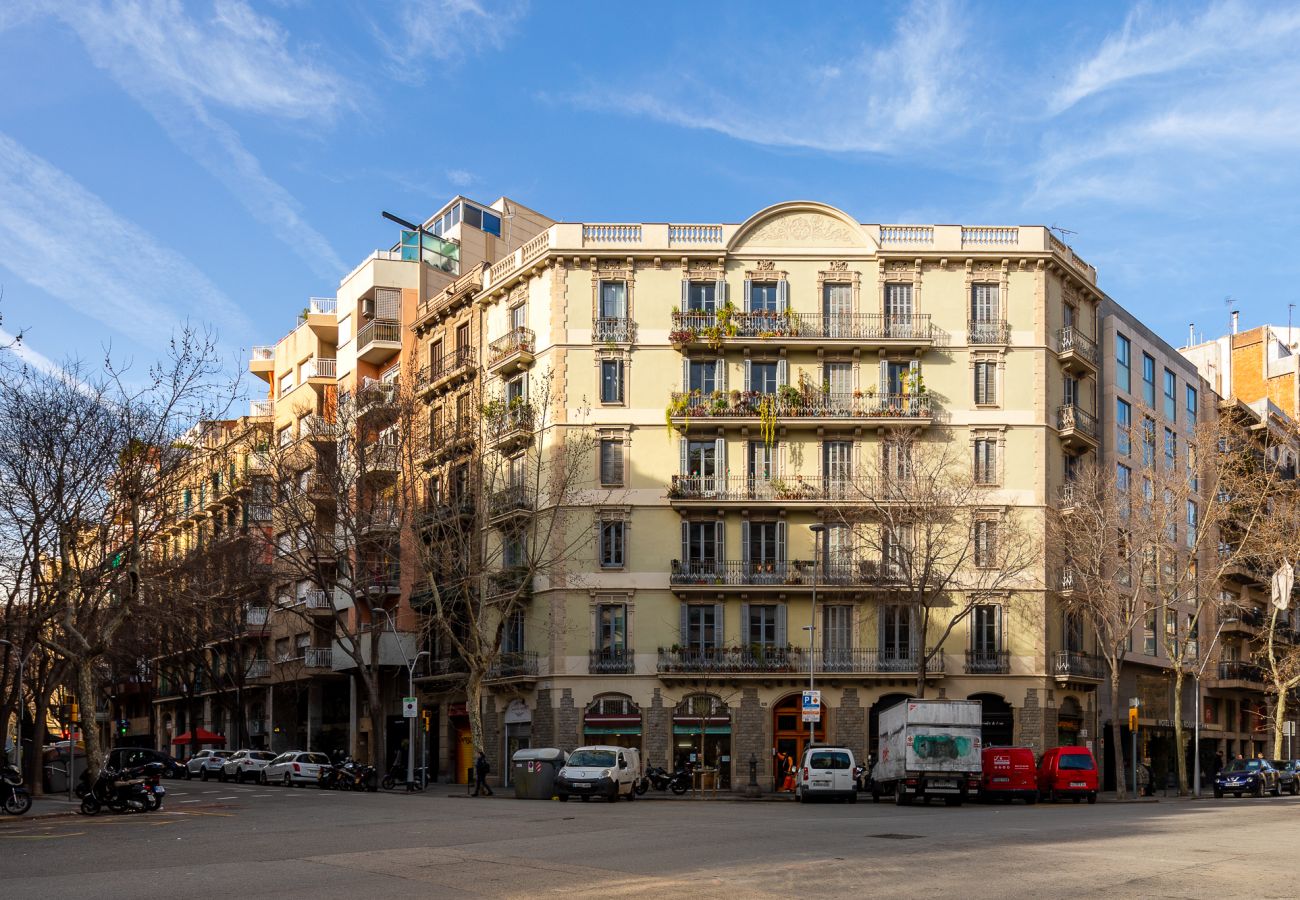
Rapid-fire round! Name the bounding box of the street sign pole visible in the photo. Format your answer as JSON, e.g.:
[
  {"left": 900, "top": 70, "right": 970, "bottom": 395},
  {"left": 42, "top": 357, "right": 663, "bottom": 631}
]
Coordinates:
[{"left": 1130, "top": 698, "right": 1140, "bottom": 798}]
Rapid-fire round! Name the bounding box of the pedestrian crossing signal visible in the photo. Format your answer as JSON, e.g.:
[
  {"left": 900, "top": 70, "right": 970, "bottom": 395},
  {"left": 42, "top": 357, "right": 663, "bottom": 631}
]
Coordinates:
[{"left": 1128, "top": 707, "right": 1138, "bottom": 731}]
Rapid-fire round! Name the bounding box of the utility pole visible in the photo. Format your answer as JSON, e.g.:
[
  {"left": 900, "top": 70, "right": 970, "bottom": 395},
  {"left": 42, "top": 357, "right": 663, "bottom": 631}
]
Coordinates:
[{"left": 806, "top": 524, "right": 826, "bottom": 757}]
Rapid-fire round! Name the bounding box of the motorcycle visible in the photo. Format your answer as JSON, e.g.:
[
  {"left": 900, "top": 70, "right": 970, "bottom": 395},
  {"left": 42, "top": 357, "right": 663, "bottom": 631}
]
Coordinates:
[
  {"left": 124, "top": 761, "right": 167, "bottom": 810},
  {"left": 2, "top": 764, "right": 32, "bottom": 815},
  {"left": 643, "top": 765, "right": 691, "bottom": 795},
  {"left": 381, "top": 765, "right": 430, "bottom": 791},
  {"left": 329, "top": 757, "right": 378, "bottom": 792},
  {"left": 78, "top": 765, "right": 154, "bottom": 816},
  {"left": 317, "top": 764, "right": 339, "bottom": 791}
]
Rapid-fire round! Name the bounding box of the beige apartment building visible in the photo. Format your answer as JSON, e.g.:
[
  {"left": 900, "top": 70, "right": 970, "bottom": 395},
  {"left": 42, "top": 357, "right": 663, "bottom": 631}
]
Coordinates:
[{"left": 459, "top": 201, "right": 1108, "bottom": 790}]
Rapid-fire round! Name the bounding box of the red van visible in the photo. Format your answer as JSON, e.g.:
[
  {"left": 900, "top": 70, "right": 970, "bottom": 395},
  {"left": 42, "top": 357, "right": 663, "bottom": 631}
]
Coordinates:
[
  {"left": 980, "top": 747, "right": 1038, "bottom": 803},
  {"left": 1037, "top": 746, "right": 1098, "bottom": 803}
]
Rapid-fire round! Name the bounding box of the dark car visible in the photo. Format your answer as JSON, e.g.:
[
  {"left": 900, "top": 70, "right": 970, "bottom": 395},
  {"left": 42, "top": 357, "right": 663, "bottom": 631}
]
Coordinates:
[
  {"left": 1272, "top": 760, "right": 1300, "bottom": 795},
  {"left": 1214, "top": 759, "right": 1281, "bottom": 798},
  {"left": 108, "top": 747, "right": 186, "bottom": 779}
]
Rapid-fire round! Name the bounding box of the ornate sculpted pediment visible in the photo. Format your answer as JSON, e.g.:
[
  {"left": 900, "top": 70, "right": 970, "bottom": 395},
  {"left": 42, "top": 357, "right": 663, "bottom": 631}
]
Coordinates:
[{"left": 737, "top": 212, "right": 860, "bottom": 248}]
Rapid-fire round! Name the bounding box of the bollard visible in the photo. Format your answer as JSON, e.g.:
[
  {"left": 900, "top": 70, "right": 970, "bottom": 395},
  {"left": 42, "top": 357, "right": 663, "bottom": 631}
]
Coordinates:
[{"left": 744, "top": 753, "right": 761, "bottom": 798}]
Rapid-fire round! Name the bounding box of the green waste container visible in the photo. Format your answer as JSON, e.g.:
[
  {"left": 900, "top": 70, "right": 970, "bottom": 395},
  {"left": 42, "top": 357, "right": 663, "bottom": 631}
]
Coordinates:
[{"left": 513, "top": 748, "right": 566, "bottom": 800}]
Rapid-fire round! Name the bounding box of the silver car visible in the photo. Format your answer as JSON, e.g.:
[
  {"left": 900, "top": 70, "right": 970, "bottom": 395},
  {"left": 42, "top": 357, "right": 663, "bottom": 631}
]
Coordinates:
[
  {"left": 262, "top": 751, "right": 331, "bottom": 787},
  {"left": 221, "top": 750, "right": 277, "bottom": 783},
  {"left": 185, "top": 749, "right": 233, "bottom": 781}
]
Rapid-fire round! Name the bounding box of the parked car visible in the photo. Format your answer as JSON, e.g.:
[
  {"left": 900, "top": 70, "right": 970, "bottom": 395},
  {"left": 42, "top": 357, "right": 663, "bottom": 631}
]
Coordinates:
[
  {"left": 796, "top": 746, "right": 858, "bottom": 803},
  {"left": 1037, "top": 746, "right": 1098, "bottom": 803},
  {"left": 185, "top": 749, "right": 233, "bottom": 781},
  {"left": 980, "top": 746, "right": 1038, "bottom": 804},
  {"left": 263, "top": 751, "right": 332, "bottom": 787},
  {"left": 555, "top": 746, "right": 641, "bottom": 802},
  {"left": 1270, "top": 760, "right": 1299, "bottom": 795},
  {"left": 108, "top": 747, "right": 186, "bottom": 779},
  {"left": 1213, "top": 758, "right": 1280, "bottom": 798},
  {"left": 221, "top": 750, "right": 278, "bottom": 783}
]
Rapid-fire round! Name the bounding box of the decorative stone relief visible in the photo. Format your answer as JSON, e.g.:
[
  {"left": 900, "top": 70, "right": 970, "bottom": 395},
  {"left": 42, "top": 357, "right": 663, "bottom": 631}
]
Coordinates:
[{"left": 740, "top": 212, "right": 859, "bottom": 247}]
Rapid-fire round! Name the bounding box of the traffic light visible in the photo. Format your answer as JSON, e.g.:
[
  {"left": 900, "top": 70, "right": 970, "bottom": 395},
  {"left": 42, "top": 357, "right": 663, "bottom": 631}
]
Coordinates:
[
  {"left": 70, "top": 702, "right": 80, "bottom": 724},
  {"left": 1128, "top": 706, "right": 1139, "bottom": 731},
  {"left": 118, "top": 719, "right": 129, "bottom": 736}
]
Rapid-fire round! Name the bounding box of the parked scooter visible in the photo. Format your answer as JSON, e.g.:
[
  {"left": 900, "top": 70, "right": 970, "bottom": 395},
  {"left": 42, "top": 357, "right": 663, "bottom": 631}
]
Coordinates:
[
  {"left": 381, "top": 765, "right": 430, "bottom": 791},
  {"left": 643, "top": 765, "right": 691, "bottom": 795},
  {"left": 1, "top": 764, "right": 32, "bottom": 815},
  {"left": 332, "top": 757, "right": 378, "bottom": 792},
  {"left": 317, "top": 763, "right": 339, "bottom": 790},
  {"left": 78, "top": 765, "right": 154, "bottom": 815}
]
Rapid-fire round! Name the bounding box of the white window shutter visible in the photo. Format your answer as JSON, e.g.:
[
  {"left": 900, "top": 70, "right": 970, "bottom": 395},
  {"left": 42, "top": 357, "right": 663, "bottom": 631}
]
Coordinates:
[
  {"left": 714, "top": 602, "right": 725, "bottom": 645},
  {"left": 717, "top": 358, "right": 728, "bottom": 392},
  {"left": 681, "top": 279, "right": 689, "bottom": 309},
  {"left": 680, "top": 603, "right": 690, "bottom": 645},
  {"left": 744, "top": 359, "right": 752, "bottom": 392},
  {"left": 778, "top": 279, "right": 789, "bottom": 310},
  {"left": 715, "top": 437, "right": 726, "bottom": 477},
  {"left": 879, "top": 359, "right": 889, "bottom": 394},
  {"left": 776, "top": 520, "right": 787, "bottom": 564},
  {"left": 778, "top": 359, "right": 788, "bottom": 387},
  {"left": 778, "top": 442, "right": 786, "bottom": 478},
  {"left": 682, "top": 358, "right": 690, "bottom": 392},
  {"left": 681, "top": 520, "right": 689, "bottom": 563},
  {"left": 817, "top": 439, "right": 824, "bottom": 479},
  {"left": 741, "top": 520, "right": 751, "bottom": 564},
  {"left": 716, "top": 519, "right": 726, "bottom": 563},
  {"left": 680, "top": 436, "right": 689, "bottom": 476},
  {"left": 716, "top": 278, "right": 727, "bottom": 306},
  {"left": 776, "top": 604, "right": 788, "bottom": 647},
  {"left": 743, "top": 278, "right": 752, "bottom": 312}
]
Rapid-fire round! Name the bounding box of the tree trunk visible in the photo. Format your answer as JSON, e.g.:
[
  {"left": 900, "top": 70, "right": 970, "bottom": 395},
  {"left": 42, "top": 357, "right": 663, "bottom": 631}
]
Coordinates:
[
  {"left": 1171, "top": 670, "right": 1188, "bottom": 796},
  {"left": 1109, "top": 671, "right": 1127, "bottom": 800},
  {"left": 76, "top": 659, "right": 103, "bottom": 779},
  {"left": 28, "top": 680, "right": 52, "bottom": 795},
  {"left": 1273, "top": 690, "right": 1288, "bottom": 760},
  {"left": 366, "top": 676, "right": 386, "bottom": 769},
  {"left": 466, "top": 670, "right": 486, "bottom": 769}
]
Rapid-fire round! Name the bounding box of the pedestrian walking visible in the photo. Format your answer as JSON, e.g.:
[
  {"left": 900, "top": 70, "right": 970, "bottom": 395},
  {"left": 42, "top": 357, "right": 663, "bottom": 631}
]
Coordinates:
[
  {"left": 1212, "top": 751, "right": 1224, "bottom": 776},
  {"left": 473, "top": 750, "right": 493, "bottom": 796}
]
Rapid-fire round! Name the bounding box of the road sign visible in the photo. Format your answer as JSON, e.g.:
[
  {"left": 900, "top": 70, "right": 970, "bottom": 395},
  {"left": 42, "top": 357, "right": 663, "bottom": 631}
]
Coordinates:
[
  {"left": 1285, "top": 721, "right": 1296, "bottom": 737},
  {"left": 802, "top": 690, "right": 821, "bottom": 711},
  {"left": 402, "top": 697, "right": 418, "bottom": 718},
  {"left": 802, "top": 709, "right": 821, "bottom": 723},
  {"left": 1128, "top": 707, "right": 1139, "bottom": 731}
]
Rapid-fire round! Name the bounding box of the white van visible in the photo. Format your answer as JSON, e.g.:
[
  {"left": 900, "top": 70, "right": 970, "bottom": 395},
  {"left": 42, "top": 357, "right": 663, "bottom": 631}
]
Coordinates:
[
  {"left": 555, "top": 745, "right": 641, "bottom": 802},
  {"left": 796, "top": 746, "right": 858, "bottom": 803}
]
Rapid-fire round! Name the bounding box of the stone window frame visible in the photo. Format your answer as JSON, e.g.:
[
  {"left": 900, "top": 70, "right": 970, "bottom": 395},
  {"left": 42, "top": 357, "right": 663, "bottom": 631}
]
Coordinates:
[
  {"left": 970, "top": 351, "right": 1004, "bottom": 409},
  {"left": 590, "top": 258, "right": 636, "bottom": 344},
  {"left": 588, "top": 591, "right": 635, "bottom": 662},
  {"left": 964, "top": 258, "right": 1010, "bottom": 341},
  {"left": 875, "top": 258, "right": 920, "bottom": 317},
  {"left": 594, "top": 505, "right": 631, "bottom": 571},
  {"left": 594, "top": 346, "right": 631, "bottom": 408},
  {"left": 972, "top": 507, "right": 1004, "bottom": 569},
  {"left": 596, "top": 427, "right": 630, "bottom": 487},
  {"left": 742, "top": 259, "right": 789, "bottom": 313},
  {"left": 819, "top": 259, "right": 862, "bottom": 315},
  {"left": 970, "top": 428, "right": 1005, "bottom": 487},
  {"left": 968, "top": 592, "right": 1008, "bottom": 653}
]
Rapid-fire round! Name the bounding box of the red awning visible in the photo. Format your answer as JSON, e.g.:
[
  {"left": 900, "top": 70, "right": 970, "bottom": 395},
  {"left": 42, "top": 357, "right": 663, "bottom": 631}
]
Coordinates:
[{"left": 171, "top": 728, "right": 226, "bottom": 746}]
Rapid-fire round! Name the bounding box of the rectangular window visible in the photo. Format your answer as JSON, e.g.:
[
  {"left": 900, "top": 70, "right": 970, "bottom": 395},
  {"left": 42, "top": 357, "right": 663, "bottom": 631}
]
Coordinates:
[
  {"left": 503, "top": 535, "right": 524, "bottom": 569},
  {"left": 686, "top": 439, "right": 717, "bottom": 479},
  {"left": 973, "top": 438, "right": 997, "bottom": 484},
  {"left": 600, "top": 359, "right": 623, "bottom": 404},
  {"left": 688, "top": 360, "right": 717, "bottom": 394},
  {"left": 481, "top": 210, "right": 502, "bottom": 237},
  {"left": 881, "top": 605, "right": 913, "bottom": 662},
  {"left": 970, "top": 283, "right": 999, "bottom": 322},
  {"left": 747, "top": 521, "right": 781, "bottom": 567},
  {"left": 684, "top": 521, "right": 719, "bottom": 566},
  {"left": 749, "top": 361, "right": 779, "bottom": 394},
  {"left": 1116, "top": 333, "right": 1131, "bottom": 392},
  {"left": 600, "top": 519, "right": 625, "bottom": 568},
  {"left": 598, "top": 281, "right": 627, "bottom": 320},
  {"left": 1144, "top": 609, "right": 1157, "bottom": 656},
  {"left": 1187, "top": 444, "right": 1199, "bottom": 493},
  {"left": 1117, "top": 463, "right": 1131, "bottom": 493},
  {"left": 595, "top": 603, "right": 626, "bottom": 652},
  {"left": 502, "top": 610, "right": 525, "bottom": 654},
  {"left": 824, "top": 361, "right": 852, "bottom": 397},
  {"left": 750, "top": 282, "right": 779, "bottom": 312},
  {"left": 1142, "top": 418, "right": 1156, "bottom": 466},
  {"left": 599, "top": 438, "right": 624, "bottom": 487},
  {"left": 1164, "top": 368, "right": 1177, "bottom": 421},
  {"left": 505, "top": 376, "right": 525, "bottom": 405},
  {"left": 972, "top": 604, "right": 1001, "bottom": 655},
  {"left": 687, "top": 281, "right": 716, "bottom": 312},
  {"left": 1164, "top": 427, "right": 1177, "bottom": 470},
  {"left": 1186, "top": 500, "right": 1198, "bottom": 548},
  {"left": 747, "top": 604, "right": 778, "bottom": 648},
  {"left": 510, "top": 303, "right": 526, "bottom": 331},
  {"left": 824, "top": 440, "right": 852, "bottom": 496},
  {"left": 884, "top": 283, "right": 912, "bottom": 323},
  {"left": 748, "top": 440, "right": 776, "bottom": 481},
  {"left": 974, "top": 519, "right": 997, "bottom": 567},
  {"left": 974, "top": 360, "right": 997, "bottom": 405},
  {"left": 686, "top": 604, "right": 718, "bottom": 652},
  {"left": 823, "top": 605, "right": 852, "bottom": 655},
  {"left": 882, "top": 439, "right": 912, "bottom": 481},
  {"left": 1142, "top": 353, "right": 1155, "bottom": 407},
  {"left": 279, "top": 371, "right": 294, "bottom": 396},
  {"left": 1186, "top": 384, "right": 1198, "bottom": 423},
  {"left": 1116, "top": 399, "right": 1132, "bottom": 456}
]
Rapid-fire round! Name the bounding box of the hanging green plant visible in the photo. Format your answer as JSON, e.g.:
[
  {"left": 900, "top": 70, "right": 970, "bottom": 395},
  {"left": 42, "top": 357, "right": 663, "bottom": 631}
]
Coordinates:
[{"left": 759, "top": 393, "right": 777, "bottom": 447}]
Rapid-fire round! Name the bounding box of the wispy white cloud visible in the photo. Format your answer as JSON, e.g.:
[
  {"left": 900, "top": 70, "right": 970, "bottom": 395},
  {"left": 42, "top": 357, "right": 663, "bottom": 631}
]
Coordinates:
[
  {"left": 374, "top": 0, "right": 529, "bottom": 74},
  {"left": 0, "top": 325, "right": 61, "bottom": 377},
  {"left": 565, "top": 0, "right": 974, "bottom": 155},
  {"left": 1051, "top": 1, "right": 1300, "bottom": 113},
  {"left": 44, "top": 1, "right": 349, "bottom": 279},
  {"left": 0, "top": 132, "right": 251, "bottom": 347},
  {"left": 446, "top": 168, "right": 478, "bottom": 188}
]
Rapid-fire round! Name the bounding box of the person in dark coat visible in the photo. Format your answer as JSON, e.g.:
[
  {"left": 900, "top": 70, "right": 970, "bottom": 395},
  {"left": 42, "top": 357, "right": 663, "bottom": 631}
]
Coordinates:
[{"left": 473, "top": 750, "right": 493, "bottom": 796}]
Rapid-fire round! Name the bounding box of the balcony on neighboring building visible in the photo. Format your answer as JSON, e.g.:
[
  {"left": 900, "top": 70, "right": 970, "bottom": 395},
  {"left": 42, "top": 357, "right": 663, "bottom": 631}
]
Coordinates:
[
  {"left": 1058, "top": 482, "right": 1079, "bottom": 512},
  {"left": 356, "top": 375, "right": 399, "bottom": 421},
  {"left": 667, "top": 473, "right": 920, "bottom": 507},
  {"left": 667, "top": 390, "right": 933, "bottom": 430},
  {"left": 668, "top": 311, "right": 936, "bottom": 349},
  {"left": 1216, "top": 660, "right": 1266, "bottom": 689},
  {"left": 417, "top": 345, "right": 476, "bottom": 398},
  {"left": 249, "top": 399, "right": 275, "bottom": 419},
  {"left": 356, "top": 319, "right": 402, "bottom": 365},
  {"left": 362, "top": 437, "right": 399, "bottom": 479},
  {"left": 488, "top": 483, "right": 534, "bottom": 525},
  {"left": 657, "top": 646, "right": 944, "bottom": 679},
  {"left": 250, "top": 345, "right": 275, "bottom": 381},
  {"left": 965, "top": 649, "right": 1010, "bottom": 674},
  {"left": 1218, "top": 605, "right": 1266, "bottom": 638},
  {"left": 421, "top": 496, "right": 476, "bottom": 533},
  {"left": 488, "top": 565, "right": 532, "bottom": 601},
  {"left": 244, "top": 658, "right": 271, "bottom": 680},
  {"left": 486, "top": 402, "right": 535, "bottom": 451},
  {"left": 669, "top": 558, "right": 904, "bottom": 593},
  {"left": 303, "top": 648, "right": 333, "bottom": 670},
  {"left": 1055, "top": 326, "right": 1099, "bottom": 375},
  {"left": 594, "top": 317, "right": 636, "bottom": 344},
  {"left": 486, "top": 651, "right": 539, "bottom": 684},
  {"left": 303, "top": 589, "right": 335, "bottom": 617},
  {"left": 1053, "top": 650, "right": 1104, "bottom": 682},
  {"left": 303, "top": 356, "right": 337, "bottom": 383},
  {"left": 353, "top": 570, "right": 400, "bottom": 599},
  {"left": 967, "top": 318, "right": 1011, "bottom": 345},
  {"left": 301, "top": 297, "right": 338, "bottom": 342},
  {"left": 487, "top": 326, "right": 535, "bottom": 375},
  {"left": 360, "top": 503, "right": 399, "bottom": 538},
  {"left": 240, "top": 605, "right": 269, "bottom": 633},
  {"left": 589, "top": 648, "right": 634, "bottom": 675},
  {"left": 1056, "top": 404, "right": 1100, "bottom": 450},
  {"left": 427, "top": 420, "right": 477, "bottom": 465}
]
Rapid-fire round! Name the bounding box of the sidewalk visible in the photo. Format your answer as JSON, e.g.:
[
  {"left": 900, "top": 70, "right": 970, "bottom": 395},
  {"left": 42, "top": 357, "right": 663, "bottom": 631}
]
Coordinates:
[{"left": 17, "top": 793, "right": 81, "bottom": 820}]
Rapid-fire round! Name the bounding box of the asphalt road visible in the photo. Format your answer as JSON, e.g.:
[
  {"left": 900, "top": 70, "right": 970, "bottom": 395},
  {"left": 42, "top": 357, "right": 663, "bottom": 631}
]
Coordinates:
[{"left": 2, "top": 781, "right": 1298, "bottom": 899}]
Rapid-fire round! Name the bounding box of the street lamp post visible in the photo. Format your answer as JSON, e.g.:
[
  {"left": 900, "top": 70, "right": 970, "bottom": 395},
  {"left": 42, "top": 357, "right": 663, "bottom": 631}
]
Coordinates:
[
  {"left": 806, "top": 524, "right": 826, "bottom": 756},
  {"left": 0, "top": 639, "right": 30, "bottom": 773},
  {"left": 1191, "top": 619, "right": 1226, "bottom": 799},
  {"left": 373, "top": 607, "right": 428, "bottom": 790}
]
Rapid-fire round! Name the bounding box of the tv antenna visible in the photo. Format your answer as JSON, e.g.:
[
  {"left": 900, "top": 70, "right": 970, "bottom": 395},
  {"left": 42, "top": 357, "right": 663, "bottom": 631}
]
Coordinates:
[{"left": 1048, "top": 224, "right": 1077, "bottom": 238}]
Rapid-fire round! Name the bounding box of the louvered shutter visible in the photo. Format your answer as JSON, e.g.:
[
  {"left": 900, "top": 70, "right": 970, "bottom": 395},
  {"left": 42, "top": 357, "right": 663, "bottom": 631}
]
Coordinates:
[
  {"left": 682, "top": 358, "right": 690, "bottom": 393},
  {"left": 740, "top": 521, "right": 751, "bottom": 565},
  {"left": 717, "top": 358, "right": 728, "bottom": 392},
  {"left": 680, "top": 603, "right": 690, "bottom": 646},
  {"left": 716, "top": 519, "right": 726, "bottom": 563},
  {"left": 681, "top": 279, "right": 689, "bottom": 309},
  {"left": 908, "top": 359, "right": 920, "bottom": 392},
  {"left": 680, "top": 437, "right": 689, "bottom": 477},
  {"left": 776, "top": 520, "right": 787, "bottom": 565},
  {"left": 716, "top": 278, "right": 727, "bottom": 306},
  {"left": 714, "top": 602, "right": 725, "bottom": 647},
  {"left": 777, "top": 280, "right": 789, "bottom": 310},
  {"left": 879, "top": 359, "right": 889, "bottom": 395},
  {"left": 777, "top": 358, "right": 788, "bottom": 387},
  {"left": 739, "top": 602, "right": 750, "bottom": 645},
  {"left": 744, "top": 359, "right": 752, "bottom": 392},
  {"left": 743, "top": 278, "right": 752, "bottom": 312},
  {"left": 715, "top": 437, "right": 726, "bottom": 481},
  {"left": 681, "top": 520, "right": 689, "bottom": 564},
  {"left": 776, "top": 604, "right": 788, "bottom": 647}
]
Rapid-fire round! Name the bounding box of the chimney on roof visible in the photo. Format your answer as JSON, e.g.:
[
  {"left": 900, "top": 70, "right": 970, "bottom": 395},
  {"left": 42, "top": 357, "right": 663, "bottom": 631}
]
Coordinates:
[
  {"left": 1232, "top": 310, "right": 1239, "bottom": 334},
  {"left": 1189, "top": 323, "right": 1195, "bottom": 346}
]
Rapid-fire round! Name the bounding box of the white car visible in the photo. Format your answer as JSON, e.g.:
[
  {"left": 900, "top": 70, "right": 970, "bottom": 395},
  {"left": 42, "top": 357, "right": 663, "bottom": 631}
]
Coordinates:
[
  {"left": 185, "top": 749, "right": 234, "bottom": 781},
  {"left": 796, "top": 746, "right": 858, "bottom": 803},
  {"left": 555, "top": 745, "right": 641, "bottom": 802},
  {"left": 262, "top": 751, "right": 331, "bottom": 787},
  {"left": 221, "top": 750, "right": 277, "bottom": 783}
]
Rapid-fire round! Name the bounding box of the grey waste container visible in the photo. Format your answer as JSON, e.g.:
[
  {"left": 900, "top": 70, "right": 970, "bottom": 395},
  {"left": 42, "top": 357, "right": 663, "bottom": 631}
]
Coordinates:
[{"left": 512, "top": 748, "right": 566, "bottom": 799}]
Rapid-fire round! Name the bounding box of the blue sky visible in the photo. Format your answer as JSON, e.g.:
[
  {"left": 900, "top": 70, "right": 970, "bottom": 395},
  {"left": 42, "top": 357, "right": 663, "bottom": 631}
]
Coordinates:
[{"left": 3, "top": 0, "right": 1299, "bottom": 377}]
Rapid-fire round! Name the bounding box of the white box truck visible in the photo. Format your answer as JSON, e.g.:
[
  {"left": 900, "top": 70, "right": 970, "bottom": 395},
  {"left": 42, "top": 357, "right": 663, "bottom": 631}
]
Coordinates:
[{"left": 869, "top": 699, "right": 982, "bottom": 806}]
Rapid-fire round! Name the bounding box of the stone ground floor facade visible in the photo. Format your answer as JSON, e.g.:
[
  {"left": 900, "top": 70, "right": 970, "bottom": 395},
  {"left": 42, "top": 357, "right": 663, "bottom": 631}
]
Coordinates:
[{"left": 447, "top": 675, "right": 1102, "bottom": 793}]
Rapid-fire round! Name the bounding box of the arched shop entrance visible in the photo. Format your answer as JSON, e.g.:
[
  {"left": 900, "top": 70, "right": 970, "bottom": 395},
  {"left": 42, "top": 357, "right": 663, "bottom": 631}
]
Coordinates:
[
  {"left": 868, "top": 693, "right": 913, "bottom": 764},
  {"left": 1057, "top": 696, "right": 1083, "bottom": 747},
  {"left": 970, "top": 693, "right": 1014, "bottom": 747},
  {"left": 673, "top": 694, "right": 731, "bottom": 788},
  {"left": 584, "top": 694, "right": 642, "bottom": 751},
  {"left": 772, "top": 694, "right": 825, "bottom": 788}
]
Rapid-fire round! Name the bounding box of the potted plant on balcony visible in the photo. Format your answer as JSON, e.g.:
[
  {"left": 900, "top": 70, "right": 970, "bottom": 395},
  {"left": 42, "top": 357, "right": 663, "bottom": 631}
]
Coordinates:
[
  {"left": 778, "top": 383, "right": 801, "bottom": 411},
  {"left": 709, "top": 390, "right": 729, "bottom": 415}
]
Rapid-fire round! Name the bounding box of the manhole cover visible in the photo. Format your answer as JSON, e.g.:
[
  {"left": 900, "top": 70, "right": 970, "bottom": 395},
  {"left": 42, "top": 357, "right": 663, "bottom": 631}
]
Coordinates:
[{"left": 868, "top": 833, "right": 923, "bottom": 840}]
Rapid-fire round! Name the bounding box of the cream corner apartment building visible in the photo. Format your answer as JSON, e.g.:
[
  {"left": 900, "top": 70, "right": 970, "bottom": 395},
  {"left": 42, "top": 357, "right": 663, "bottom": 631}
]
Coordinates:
[{"left": 467, "top": 201, "right": 1107, "bottom": 790}]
